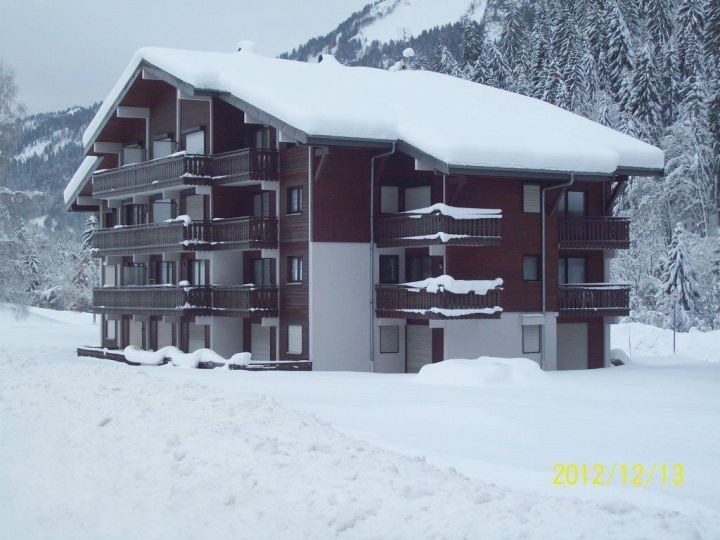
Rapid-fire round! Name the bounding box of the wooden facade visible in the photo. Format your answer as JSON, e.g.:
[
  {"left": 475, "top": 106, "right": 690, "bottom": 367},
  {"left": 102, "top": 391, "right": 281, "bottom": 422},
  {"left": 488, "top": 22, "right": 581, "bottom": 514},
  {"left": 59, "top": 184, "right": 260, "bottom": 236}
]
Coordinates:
[{"left": 73, "top": 67, "right": 632, "bottom": 370}]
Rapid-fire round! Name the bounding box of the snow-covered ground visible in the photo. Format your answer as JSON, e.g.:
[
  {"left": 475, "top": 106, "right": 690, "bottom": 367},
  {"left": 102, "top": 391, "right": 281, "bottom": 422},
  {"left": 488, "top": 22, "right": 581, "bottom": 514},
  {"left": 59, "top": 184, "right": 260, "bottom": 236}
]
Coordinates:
[{"left": 1, "top": 307, "right": 719, "bottom": 539}]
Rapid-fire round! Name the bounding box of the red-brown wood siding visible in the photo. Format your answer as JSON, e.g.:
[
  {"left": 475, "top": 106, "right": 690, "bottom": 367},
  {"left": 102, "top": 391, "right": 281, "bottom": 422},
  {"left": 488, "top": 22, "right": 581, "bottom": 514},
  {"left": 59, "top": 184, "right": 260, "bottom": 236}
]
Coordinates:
[
  {"left": 432, "top": 328, "right": 444, "bottom": 363},
  {"left": 212, "top": 98, "right": 249, "bottom": 154}
]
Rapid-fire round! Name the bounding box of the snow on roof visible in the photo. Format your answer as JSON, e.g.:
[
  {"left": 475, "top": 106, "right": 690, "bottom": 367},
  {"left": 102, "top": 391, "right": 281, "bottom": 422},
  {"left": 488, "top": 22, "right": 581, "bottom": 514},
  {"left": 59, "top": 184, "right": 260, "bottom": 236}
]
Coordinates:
[
  {"left": 402, "top": 275, "right": 503, "bottom": 295},
  {"left": 83, "top": 47, "right": 664, "bottom": 176},
  {"left": 63, "top": 156, "right": 101, "bottom": 206}
]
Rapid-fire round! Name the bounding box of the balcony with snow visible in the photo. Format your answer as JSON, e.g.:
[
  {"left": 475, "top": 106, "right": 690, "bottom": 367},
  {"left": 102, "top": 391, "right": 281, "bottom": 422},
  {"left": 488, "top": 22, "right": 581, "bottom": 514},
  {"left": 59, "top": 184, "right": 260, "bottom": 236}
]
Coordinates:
[
  {"left": 375, "top": 275, "right": 503, "bottom": 320},
  {"left": 91, "top": 148, "right": 278, "bottom": 198},
  {"left": 92, "top": 284, "right": 278, "bottom": 318},
  {"left": 375, "top": 203, "right": 502, "bottom": 248},
  {"left": 92, "top": 215, "right": 278, "bottom": 256},
  {"left": 559, "top": 216, "right": 630, "bottom": 250},
  {"left": 558, "top": 283, "right": 630, "bottom": 317}
]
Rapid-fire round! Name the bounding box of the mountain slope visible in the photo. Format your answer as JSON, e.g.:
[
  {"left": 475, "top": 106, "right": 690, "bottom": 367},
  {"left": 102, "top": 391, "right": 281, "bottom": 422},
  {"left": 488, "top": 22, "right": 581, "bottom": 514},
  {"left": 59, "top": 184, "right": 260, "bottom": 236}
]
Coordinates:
[{"left": 281, "top": 0, "right": 488, "bottom": 66}]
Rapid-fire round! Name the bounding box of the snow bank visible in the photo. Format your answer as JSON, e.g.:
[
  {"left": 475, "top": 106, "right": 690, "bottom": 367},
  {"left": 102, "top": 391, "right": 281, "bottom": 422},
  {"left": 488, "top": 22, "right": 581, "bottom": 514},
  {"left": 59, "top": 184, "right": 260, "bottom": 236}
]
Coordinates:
[
  {"left": 404, "top": 203, "right": 502, "bottom": 219},
  {"left": 403, "top": 275, "right": 503, "bottom": 295},
  {"left": 611, "top": 322, "right": 720, "bottom": 364},
  {"left": 416, "top": 357, "right": 547, "bottom": 387},
  {"left": 81, "top": 48, "right": 664, "bottom": 177},
  {"left": 123, "top": 345, "right": 250, "bottom": 368}
]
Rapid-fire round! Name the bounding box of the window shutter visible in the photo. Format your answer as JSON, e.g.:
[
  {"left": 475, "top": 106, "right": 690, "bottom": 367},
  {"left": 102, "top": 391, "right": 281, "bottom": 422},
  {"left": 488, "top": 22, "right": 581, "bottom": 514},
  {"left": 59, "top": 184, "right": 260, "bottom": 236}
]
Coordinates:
[
  {"left": 288, "top": 325, "right": 303, "bottom": 354},
  {"left": 381, "top": 186, "right": 399, "bottom": 214},
  {"left": 523, "top": 184, "right": 541, "bottom": 213}
]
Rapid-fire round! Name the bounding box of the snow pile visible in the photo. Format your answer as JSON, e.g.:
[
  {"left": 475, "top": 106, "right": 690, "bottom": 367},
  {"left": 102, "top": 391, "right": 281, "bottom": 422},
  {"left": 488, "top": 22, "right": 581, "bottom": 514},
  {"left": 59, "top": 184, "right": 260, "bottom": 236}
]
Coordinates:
[
  {"left": 123, "top": 345, "right": 250, "bottom": 369},
  {"left": 399, "top": 306, "right": 502, "bottom": 317},
  {"left": 403, "top": 275, "right": 503, "bottom": 295},
  {"left": 404, "top": 203, "right": 502, "bottom": 219},
  {"left": 165, "top": 214, "right": 192, "bottom": 226},
  {"left": 81, "top": 48, "right": 664, "bottom": 177},
  {"left": 611, "top": 322, "right": 720, "bottom": 364},
  {"left": 416, "top": 357, "right": 547, "bottom": 388}
]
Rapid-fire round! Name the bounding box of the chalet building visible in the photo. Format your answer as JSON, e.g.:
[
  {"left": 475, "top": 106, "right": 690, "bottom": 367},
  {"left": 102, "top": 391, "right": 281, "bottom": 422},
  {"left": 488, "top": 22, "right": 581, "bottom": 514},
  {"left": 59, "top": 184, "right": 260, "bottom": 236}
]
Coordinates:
[{"left": 65, "top": 47, "right": 664, "bottom": 372}]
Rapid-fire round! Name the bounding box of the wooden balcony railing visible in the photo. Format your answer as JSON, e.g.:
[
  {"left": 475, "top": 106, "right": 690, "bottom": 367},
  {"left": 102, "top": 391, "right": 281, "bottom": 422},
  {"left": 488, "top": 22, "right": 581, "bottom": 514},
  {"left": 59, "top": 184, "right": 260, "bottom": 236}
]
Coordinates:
[
  {"left": 91, "top": 217, "right": 278, "bottom": 256},
  {"left": 559, "top": 217, "right": 630, "bottom": 250},
  {"left": 375, "top": 285, "right": 502, "bottom": 320},
  {"left": 92, "top": 285, "right": 278, "bottom": 317},
  {"left": 558, "top": 284, "right": 630, "bottom": 316},
  {"left": 375, "top": 213, "right": 501, "bottom": 247},
  {"left": 92, "top": 148, "right": 279, "bottom": 197}
]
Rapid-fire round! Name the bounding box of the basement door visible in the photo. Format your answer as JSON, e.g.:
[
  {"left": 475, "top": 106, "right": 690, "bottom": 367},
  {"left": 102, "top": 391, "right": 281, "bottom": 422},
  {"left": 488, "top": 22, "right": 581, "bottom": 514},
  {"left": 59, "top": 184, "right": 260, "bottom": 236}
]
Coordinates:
[
  {"left": 406, "top": 325, "right": 432, "bottom": 374},
  {"left": 251, "top": 324, "right": 271, "bottom": 362},
  {"left": 557, "top": 323, "right": 588, "bottom": 370}
]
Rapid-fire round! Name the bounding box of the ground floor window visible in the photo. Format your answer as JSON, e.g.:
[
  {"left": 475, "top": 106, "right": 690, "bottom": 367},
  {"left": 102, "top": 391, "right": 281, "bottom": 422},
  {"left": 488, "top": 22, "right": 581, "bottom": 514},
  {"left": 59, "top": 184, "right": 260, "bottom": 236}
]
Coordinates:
[
  {"left": 287, "top": 325, "right": 303, "bottom": 354},
  {"left": 379, "top": 326, "right": 400, "bottom": 353},
  {"left": 522, "top": 325, "right": 542, "bottom": 354}
]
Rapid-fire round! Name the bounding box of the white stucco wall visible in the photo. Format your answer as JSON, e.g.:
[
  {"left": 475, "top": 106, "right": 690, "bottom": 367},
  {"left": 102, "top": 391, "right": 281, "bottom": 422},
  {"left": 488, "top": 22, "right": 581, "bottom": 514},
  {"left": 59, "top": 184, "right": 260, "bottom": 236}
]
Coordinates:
[
  {"left": 208, "top": 251, "right": 244, "bottom": 285},
  {"left": 443, "top": 312, "right": 558, "bottom": 369},
  {"left": 310, "top": 242, "right": 371, "bottom": 371},
  {"left": 373, "top": 320, "right": 406, "bottom": 373},
  {"left": 210, "top": 317, "right": 244, "bottom": 358}
]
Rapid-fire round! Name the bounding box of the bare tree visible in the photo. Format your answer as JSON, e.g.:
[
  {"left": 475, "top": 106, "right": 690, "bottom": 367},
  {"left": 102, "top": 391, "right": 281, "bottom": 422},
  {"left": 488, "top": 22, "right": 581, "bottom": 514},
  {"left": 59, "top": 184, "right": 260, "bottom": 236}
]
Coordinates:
[{"left": 0, "top": 60, "right": 26, "bottom": 175}]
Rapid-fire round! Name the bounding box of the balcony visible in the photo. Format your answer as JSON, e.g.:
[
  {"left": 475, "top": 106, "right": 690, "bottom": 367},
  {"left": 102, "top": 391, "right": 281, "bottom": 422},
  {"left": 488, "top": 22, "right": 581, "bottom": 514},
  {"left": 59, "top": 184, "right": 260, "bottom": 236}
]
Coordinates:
[
  {"left": 558, "top": 284, "right": 630, "bottom": 317},
  {"left": 93, "top": 285, "right": 278, "bottom": 317},
  {"left": 91, "top": 217, "right": 278, "bottom": 256},
  {"left": 375, "top": 210, "right": 501, "bottom": 248},
  {"left": 92, "top": 148, "right": 279, "bottom": 197},
  {"left": 375, "top": 284, "right": 502, "bottom": 320},
  {"left": 559, "top": 217, "right": 630, "bottom": 250}
]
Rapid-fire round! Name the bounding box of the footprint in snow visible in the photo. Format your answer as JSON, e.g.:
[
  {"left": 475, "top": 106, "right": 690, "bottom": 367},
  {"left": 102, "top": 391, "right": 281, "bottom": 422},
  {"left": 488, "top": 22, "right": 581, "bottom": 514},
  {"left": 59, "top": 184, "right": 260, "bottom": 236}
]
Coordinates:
[{"left": 98, "top": 417, "right": 112, "bottom": 427}]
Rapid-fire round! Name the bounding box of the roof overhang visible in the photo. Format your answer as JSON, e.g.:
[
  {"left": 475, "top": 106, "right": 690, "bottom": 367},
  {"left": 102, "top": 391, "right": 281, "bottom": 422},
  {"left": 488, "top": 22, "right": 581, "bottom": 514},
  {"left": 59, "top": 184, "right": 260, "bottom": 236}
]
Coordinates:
[
  {"left": 64, "top": 155, "right": 102, "bottom": 211},
  {"left": 82, "top": 60, "right": 665, "bottom": 183}
]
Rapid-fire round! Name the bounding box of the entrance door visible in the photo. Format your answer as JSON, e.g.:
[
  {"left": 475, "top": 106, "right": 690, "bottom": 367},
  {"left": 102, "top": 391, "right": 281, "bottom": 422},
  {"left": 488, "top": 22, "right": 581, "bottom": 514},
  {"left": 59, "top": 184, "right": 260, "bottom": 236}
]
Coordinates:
[
  {"left": 406, "top": 325, "right": 432, "bottom": 373},
  {"left": 251, "top": 324, "right": 271, "bottom": 361},
  {"left": 557, "top": 323, "right": 588, "bottom": 370}
]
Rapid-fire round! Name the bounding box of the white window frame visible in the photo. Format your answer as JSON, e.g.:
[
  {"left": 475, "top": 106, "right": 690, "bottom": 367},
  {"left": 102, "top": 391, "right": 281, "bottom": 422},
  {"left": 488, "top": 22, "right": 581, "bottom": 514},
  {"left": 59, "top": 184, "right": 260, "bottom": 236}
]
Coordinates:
[
  {"left": 522, "top": 325, "right": 542, "bottom": 354},
  {"left": 379, "top": 326, "right": 400, "bottom": 354},
  {"left": 380, "top": 185, "right": 399, "bottom": 214},
  {"left": 523, "top": 184, "right": 541, "bottom": 213}
]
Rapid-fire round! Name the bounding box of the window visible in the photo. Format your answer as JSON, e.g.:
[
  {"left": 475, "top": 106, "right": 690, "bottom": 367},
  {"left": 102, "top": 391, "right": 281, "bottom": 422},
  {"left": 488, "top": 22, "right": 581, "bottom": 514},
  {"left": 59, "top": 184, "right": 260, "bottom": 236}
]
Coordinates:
[
  {"left": 379, "top": 326, "right": 400, "bottom": 354},
  {"left": 185, "top": 129, "right": 205, "bottom": 154},
  {"left": 523, "top": 256, "right": 541, "bottom": 281},
  {"left": 559, "top": 257, "right": 586, "bottom": 284},
  {"left": 523, "top": 184, "right": 541, "bottom": 213},
  {"left": 288, "top": 256, "right": 303, "bottom": 283},
  {"left": 404, "top": 185, "right": 431, "bottom": 211},
  {"left": 253, "top": 192, "right": 271, "bottom": 217},
  {"left": 406, "top": 255, "right": 433, "bottom": 282},
  {"left": 103, "top": 210, "right": 116, "bottom": 228},
  {"left": 152, "top": 261, "right": 175, "bottom": 285},
  {"left": 559, "top": 190, "right": 586, "bottom": 217},
  {"left": 152, "top": 199, "right": 176, "bottom": 223},
  {"left": 123, "top": 263, "right": 146, "bottom": 286},
  {"left": 379, "top": 255, "right": 400, "bottom": 284},
  {"left": 252, "top": 258, "right": 275, "bottom": 287},
  {"left": 188, "top": 259, "right": 209, "bottom": 286},
  {"left": 123, "top": 204, "right": 147, "bottom": 226},
  {"left": 104, "top": 318, "right": 117, "bottom": 342},
  {"left": 122, "top": 145, "right": 144, "bottom": 165},
  {"left": 380, "top": 186, "right": 399, "bottom": 214},
  {"left": 254, "top": 127, "right": 271, "bottom": 149},
  {"left": 522, "top": 325, "right": 542, "bottom": 354},
  {"left": 287, "top": 186, "right": 303, "bottom": 214},
  {"left": 187, "top": 323, "right": 208, "bottom": 352},
  {"left": 287, "top": 325, "right": 303, "bottom": 354},
  {"left": 103, "top": 264, "right": 117, "bottom": 287}
]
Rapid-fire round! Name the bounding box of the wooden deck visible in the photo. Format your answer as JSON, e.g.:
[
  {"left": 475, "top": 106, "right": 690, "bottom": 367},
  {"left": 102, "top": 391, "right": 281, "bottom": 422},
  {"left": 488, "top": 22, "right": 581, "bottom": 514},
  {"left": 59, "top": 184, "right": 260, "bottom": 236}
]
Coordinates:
[
  {"left": 558, "top": 284, "right": 630, "bottom": 316},
  {"left": 559, "top": 217, "right": 630, "bottom": 250},
  {"left": 375, "top": 284, "right": 502, "bottom": 320},
  {"left": 375, "top": 213, "right": 501, "bottom": 248}
]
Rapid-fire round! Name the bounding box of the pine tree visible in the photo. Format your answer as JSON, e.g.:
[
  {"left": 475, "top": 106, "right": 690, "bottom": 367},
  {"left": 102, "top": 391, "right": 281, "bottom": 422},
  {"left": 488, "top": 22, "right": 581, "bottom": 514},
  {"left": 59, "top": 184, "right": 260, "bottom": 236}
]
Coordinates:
[
  {"left": 645, "top": 0, "right": 674, "bottom": 48},
  {"left": 626, "top": 44, "right": 662, "bottom": 142},
  {"left": 432, "top": 45, "right": 461, "bottom": 77},
  {"left": 15, "top": 220, "right": 42, "bottom": 300},
  {"left": 461, "top": 19, "right": 485, "bottom": 67},
  {"left": 707, "top": 0, "right": 720, "bottom": 67},
  {"left": 676, "top": 0, "right": 706, "bottom": 76},
  {"left": 662, "top": 222, "right": 701, "bottom": 312},
  {"left": 605, "top": 0, "right": 634, "bottom": 101},
  {"left": 499, "top": 4, "right": 525, "bottom": 68}
]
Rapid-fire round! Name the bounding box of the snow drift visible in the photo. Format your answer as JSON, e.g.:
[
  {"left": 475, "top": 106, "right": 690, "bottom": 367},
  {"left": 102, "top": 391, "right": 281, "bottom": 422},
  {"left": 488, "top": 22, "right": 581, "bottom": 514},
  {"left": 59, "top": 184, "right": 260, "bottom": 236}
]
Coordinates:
[{"left": 416, "top": 357, "right": 547, "bottom": 387}]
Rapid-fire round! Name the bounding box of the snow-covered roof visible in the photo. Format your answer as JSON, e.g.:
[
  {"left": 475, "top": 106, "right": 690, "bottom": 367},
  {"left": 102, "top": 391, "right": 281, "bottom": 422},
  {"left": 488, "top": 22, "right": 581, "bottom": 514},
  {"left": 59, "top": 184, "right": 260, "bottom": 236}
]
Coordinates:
[
  {"left": 83, "top": 47, "right": 664, "bottom": 177},
  {"left": 64, "top": 156, "right": 101, "bottom": 206}
]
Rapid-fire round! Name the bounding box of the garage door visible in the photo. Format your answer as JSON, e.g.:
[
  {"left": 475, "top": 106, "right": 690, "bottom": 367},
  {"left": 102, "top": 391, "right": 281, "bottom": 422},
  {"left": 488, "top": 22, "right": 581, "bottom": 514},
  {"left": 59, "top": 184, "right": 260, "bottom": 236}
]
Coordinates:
[
  {"left": 406, "top": 325, "right": 432, "bottom": 373},
  {"left": 557, "top": 323, "right": 588, "bottom": 370},
  {"left": 251, "top": 324, "right": 271, "bottom": 361}
]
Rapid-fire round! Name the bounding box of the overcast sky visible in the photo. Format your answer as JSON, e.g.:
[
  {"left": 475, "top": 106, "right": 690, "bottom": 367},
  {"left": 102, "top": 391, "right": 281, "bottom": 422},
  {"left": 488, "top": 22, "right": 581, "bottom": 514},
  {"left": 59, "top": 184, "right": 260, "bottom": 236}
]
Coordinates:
[{"left": 1, "top": 0, "right": 369, "bottom": 113}]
